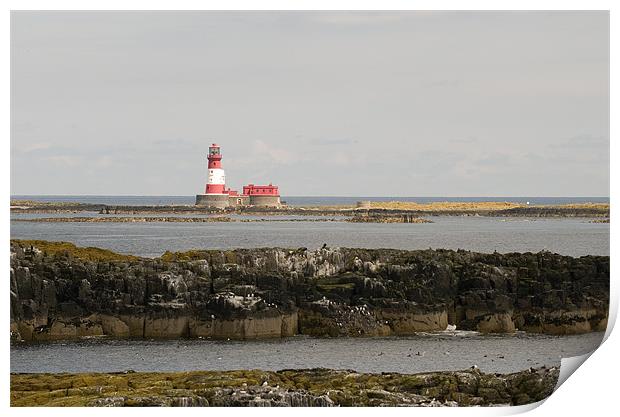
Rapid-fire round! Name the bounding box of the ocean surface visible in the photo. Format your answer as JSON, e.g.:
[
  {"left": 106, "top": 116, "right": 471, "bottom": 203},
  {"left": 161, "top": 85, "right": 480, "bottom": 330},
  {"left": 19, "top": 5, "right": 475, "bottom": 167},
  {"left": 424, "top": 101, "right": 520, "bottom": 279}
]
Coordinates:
[
  {"left": 9, "top": 196, "right": 609, "bottom": 376},
  {"left": 11, "top": 213, "right": 609, "bottom": 257},
  {"left": 11, "top": 332, "right": 603, "bottom": 374},
  {"left": 11, "top": 195, "right": 610, "bottom": 207}
]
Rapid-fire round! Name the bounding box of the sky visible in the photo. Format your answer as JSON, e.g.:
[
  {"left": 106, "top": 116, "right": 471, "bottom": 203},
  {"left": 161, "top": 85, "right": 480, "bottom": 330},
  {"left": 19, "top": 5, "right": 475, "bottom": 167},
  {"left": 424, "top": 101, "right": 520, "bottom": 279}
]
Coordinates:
[{"left": 11, "top": 11, "right": 609, "bottom": 197}]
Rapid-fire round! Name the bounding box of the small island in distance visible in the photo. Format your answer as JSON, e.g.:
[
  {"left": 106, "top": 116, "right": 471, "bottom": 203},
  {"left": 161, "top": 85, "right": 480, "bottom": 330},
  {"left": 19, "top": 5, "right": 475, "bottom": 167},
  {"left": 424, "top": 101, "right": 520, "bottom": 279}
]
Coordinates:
[{"left": 9, "top": 199, "right": 610, "bottom": 222}]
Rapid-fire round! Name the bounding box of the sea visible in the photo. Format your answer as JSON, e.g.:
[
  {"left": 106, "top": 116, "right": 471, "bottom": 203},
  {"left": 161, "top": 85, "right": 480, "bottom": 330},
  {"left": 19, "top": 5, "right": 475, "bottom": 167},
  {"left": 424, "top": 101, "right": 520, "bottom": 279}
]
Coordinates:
[
  {"left": 10, "top": 332, "right": 603, "bottom": 375},
  {"left": 9, "top": 195, "right": 609, "bottom": 374},
  {"left": 10, "top": 214, "right": 609, "bottom": 258}
]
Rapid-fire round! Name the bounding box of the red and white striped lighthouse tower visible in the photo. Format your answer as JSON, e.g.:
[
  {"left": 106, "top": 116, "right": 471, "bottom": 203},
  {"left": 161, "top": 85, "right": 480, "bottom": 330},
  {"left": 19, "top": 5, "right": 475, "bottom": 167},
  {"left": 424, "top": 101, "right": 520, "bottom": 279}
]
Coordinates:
[
  {"left": 205, "top": 143, "right": 226, "bottom": 194},
  {"left": 195, "top": 143, "right": 230, "bottom": 208}
]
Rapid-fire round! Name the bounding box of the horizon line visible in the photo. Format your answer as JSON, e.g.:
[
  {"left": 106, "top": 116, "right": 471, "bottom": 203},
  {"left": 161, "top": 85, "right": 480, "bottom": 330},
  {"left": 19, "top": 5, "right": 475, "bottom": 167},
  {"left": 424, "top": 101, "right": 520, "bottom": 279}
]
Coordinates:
[{"left": 10, "top": 194, "right": 611, "bottom": 199}]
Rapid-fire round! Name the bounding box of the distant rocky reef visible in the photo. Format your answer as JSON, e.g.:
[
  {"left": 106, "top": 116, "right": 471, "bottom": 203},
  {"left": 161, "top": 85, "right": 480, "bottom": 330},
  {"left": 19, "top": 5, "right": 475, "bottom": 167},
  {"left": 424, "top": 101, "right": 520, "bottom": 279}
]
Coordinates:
[
  {"left": 347, "top": 214, "right": 432, "bottom": 223},
  {"left": 10, "top": 240, "right": 609, "bottom": 342},
  {"left": 13, "top": 216, "right": 432, "bottom": 224},
  {"left": 10, "top": 366, "right": 559, "bottom": 407},
  {"left": 10, "top": 199, "right": 610, "bottom": 218},
  {"left": 14, "top": 216, "right": 234, "bottom": 223}
]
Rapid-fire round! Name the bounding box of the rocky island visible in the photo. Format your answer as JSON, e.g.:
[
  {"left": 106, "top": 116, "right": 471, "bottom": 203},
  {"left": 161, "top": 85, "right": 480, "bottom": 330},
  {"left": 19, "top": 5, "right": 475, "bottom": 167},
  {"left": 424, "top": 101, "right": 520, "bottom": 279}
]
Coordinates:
[
  {"left": 10, "top": 240, "right": 609, "bottom": 342},
  {"left": 10, "top": 200, "right": 610, "bottom": 218}
]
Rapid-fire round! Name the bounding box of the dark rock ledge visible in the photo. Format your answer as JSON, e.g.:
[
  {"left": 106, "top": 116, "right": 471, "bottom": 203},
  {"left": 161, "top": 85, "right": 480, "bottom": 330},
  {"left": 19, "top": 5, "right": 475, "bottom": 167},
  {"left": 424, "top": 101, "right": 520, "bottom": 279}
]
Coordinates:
[{"left": 10, "top": 240, "right": 609, "bottom": 342}]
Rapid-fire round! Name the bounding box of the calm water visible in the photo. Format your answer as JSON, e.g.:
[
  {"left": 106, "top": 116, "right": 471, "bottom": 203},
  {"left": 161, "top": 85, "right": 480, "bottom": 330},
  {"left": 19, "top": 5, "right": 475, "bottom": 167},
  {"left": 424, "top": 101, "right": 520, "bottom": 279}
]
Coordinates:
[
  {"left": 10, "top": 332, "right": 604, "bottom": 374},
  {"left": 9, "top": 196, "right": 609, "bottom": 376},
  {"left": 11, "top": 215, "right": 609, "bottom": 257},
  {"left": 11, "top": 195, "right": 610, "bottom": 207}
]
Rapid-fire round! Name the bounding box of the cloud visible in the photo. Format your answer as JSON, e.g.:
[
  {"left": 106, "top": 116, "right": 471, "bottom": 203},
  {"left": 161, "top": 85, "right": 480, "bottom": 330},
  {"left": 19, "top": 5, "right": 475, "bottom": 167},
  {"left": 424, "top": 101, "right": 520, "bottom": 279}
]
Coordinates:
[
  {"left": 325, "top": 153, "right": 352, "bottom": 167},
  {"left": 423, "top": 79, "right": 462, "bottom": 89},
  {"left": 476, "top": 153, "right": 516, "bottom": 167},
  {"left": 450, "top": 136, "right": 479, "bottom": 144},
  {"left": 553, "top": 134, "right": 608, "bottom": 149},
  {"left": 311, "top": 137, "right": 359, "bottom": 146},
  {"left": 43, "top": 155, "right": 81, "bottom": 168},
  {"left": 252, "top": 140, "right": 300, "bottom": 165},
  {"left": 309, "top": 12, "right": 409, "bottom": 26},
  {"left": 12, "top": 142, "right": 53, "bottom": 154}
]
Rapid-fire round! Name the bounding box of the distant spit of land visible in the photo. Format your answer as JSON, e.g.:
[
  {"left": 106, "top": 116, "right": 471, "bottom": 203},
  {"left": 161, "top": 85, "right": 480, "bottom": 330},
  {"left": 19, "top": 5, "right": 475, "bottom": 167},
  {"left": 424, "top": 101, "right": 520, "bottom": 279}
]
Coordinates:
[{"left": 10, "top": 199, "right": 610, "bottom": 219}]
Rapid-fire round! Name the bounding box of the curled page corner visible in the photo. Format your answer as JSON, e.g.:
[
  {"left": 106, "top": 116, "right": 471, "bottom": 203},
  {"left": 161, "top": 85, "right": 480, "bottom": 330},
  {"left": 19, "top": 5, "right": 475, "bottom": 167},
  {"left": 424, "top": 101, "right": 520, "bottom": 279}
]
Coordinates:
[
  {"left": 554, "top": 299, "right": 616, "bottom": 391},
  {"left": 500, "top": 399, "right": 548, "bottom": 415},
  {"left": 603, "top": 301, "right": 618, "bottom": 344},
  {"left": 481, "top": 351, "right": 603, "bottom": 416},
  {"left": 555, "top": 351, "right": 594, "bottom": 390}
]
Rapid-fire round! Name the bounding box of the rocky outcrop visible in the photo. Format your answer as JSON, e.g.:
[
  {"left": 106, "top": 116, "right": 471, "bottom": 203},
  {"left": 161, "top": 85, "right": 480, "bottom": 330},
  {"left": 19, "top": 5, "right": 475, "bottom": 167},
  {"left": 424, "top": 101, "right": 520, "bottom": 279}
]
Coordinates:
[
  {"left": 10, "top": 367, "right": 560, "bottom": 407},
  {"left": 11, "top": 200, "right": 610, "bottom": 218},
  {"left": 14, "top": 217, "right": 344, "bottom": 223},
  {"left": 10, "top": 240, "right": 609, "bottom": 341},
  {"left": 15, "top": 217, "right": 233, "bottom": 223},
  {"left": 15, "top": 216, "right": 433, "bottom": 224},
  {"left": 347, "top": 214, "right": 432, "bottom": 223}
]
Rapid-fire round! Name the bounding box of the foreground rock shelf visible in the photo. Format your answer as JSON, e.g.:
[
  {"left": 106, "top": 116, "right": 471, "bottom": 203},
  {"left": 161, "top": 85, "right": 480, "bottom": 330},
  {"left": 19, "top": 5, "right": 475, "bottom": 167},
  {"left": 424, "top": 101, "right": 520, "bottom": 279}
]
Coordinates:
[
  {"left": 10, "top": 240, "right": 609, "bottom": 341},
  {"left": 10, "top": 366, "right": 559, "bottom": 407}
]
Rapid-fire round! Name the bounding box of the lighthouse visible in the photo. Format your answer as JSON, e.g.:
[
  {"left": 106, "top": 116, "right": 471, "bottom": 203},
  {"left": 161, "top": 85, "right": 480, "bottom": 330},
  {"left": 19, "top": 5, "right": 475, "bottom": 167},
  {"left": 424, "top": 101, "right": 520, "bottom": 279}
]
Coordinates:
[
  {"left": 195, "top": 143, "right": 231, "bottom": 208},
  {"left": 195, "top": 143, "right": 282, "bottom": 209},
  {"left": 205, "top": 144, "right": 225, "bottom": 194}
]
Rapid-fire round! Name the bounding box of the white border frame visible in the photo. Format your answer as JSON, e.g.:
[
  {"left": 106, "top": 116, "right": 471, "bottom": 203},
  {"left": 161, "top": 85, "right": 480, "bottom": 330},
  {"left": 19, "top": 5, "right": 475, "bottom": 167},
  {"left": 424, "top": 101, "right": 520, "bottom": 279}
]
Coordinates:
[{"left": 3, "top": 2, "right": 615, "bottom": 416}]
